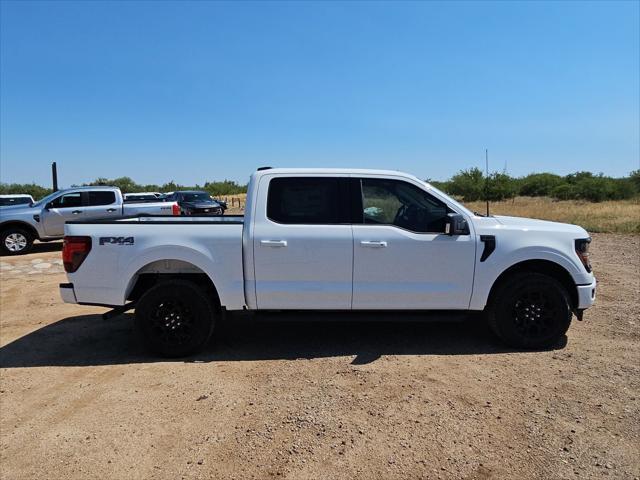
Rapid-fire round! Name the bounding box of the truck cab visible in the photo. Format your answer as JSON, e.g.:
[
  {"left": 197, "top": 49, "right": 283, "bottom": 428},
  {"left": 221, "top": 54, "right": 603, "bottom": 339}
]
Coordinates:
[{"left": 244, "top": 170, "right": 476, "bottom": 311}]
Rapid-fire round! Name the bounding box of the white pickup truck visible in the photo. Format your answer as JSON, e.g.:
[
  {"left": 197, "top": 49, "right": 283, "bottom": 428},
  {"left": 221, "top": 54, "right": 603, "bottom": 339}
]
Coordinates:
[
  {"left": 0, "top": 186, "right": 179, "bottom": 255},
  {"left": 60, "top": 168, "right": 596, "bottom": 356}
]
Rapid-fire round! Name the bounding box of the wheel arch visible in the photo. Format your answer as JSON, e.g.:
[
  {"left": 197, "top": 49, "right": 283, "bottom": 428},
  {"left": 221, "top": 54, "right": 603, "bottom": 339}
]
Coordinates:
[
  {"left": 0, "top": 221, "right": 39, "bottom": 240},
  {"left": 487, "top": 259, "right": 578, "bottom": 309},
  {"left": 125, "top": 259, "right": 221, "bottom": 312}
]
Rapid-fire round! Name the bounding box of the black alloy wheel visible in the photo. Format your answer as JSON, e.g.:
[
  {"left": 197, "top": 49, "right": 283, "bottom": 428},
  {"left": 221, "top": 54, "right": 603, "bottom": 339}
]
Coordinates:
[
  {"left": 135, "top": 280, "right": 215, "bottom": 357},
  {"left": 487, "top": 272, "right": 572, "bottom": 349}
]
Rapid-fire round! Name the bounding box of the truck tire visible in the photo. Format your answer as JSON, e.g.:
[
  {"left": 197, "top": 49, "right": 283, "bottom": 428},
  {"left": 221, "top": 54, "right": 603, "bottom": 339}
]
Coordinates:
[
  {"left": 1, "top": 227, "right": 34, "bottom": 255},
  {"left": 135, "top": 280, "right": 215, "bottom": 357},
  {"left": 486, "top": 272, "right": 572, "bottom": 349}
]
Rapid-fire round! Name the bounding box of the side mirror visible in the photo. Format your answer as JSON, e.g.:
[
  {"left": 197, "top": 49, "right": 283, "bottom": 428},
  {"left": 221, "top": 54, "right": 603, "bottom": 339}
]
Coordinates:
[
  {"left": 45, "top": 202, "right": 53, "bottom": 211},
  {"left": 445, "top": 213, "right": 470, "bottom": 236}
]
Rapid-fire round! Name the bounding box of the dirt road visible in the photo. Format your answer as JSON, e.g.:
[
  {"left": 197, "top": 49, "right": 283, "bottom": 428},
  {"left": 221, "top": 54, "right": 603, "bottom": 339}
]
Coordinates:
[{"left": 1, "top": 234, "right": 638, "bottom": 479}]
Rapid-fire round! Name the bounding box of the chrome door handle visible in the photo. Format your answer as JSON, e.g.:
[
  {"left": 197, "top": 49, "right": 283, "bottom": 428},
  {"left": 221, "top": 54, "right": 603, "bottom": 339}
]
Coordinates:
[
  {"left": 361, "top": 240, "right": 387, "bottom": 248},
  {"left": 71, "top": 210, "right": 83, "bottom": 215},
  {"left": 260, "top": 240, "right": 287, "bottom": 247},
  {"left": 106, "top": 208, "right": 117, "bottom": 212}
]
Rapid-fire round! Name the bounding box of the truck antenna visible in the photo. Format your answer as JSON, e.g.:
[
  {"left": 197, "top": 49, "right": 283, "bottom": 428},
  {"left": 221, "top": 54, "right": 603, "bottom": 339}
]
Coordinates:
[{"left": 485, "top": 149, "right": 490, "bottom": 217}]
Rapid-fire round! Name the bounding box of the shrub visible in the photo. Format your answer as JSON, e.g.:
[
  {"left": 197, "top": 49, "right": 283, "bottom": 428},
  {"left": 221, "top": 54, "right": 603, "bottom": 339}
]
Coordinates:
[
  {"left": 81, "top": 178, "right": 248, "bottom": 195},
  {"left": 519, "top": 173, "right": 564, "bottom": 197},
  {"left": 627, "top": 170, "right": 640, "bottom": 193},
  {"left": 573, "top": 177, "right": 611, "bottom": 202},
  {"left": 562, "top": 174, "right": 636, "bottom": 202},
  {"left": 550, "top": 184, "right": 577, "bottom": 200},
  {"left": 203, "top": 180, "right": 247, "bottom": 196},
  {"left": 0, "top": 183, "right": 53, "bottom": 200},
  {"left": 447, "top": 168, "right": 485, "bottom": 201},
  {"left": 487, "top": 172, "right": 517, "bottom": 201}
]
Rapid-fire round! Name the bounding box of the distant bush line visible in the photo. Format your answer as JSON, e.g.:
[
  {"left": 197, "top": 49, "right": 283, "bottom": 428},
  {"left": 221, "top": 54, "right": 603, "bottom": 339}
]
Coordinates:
[
  {"left": 0, "top": 177, "right": 248, "bottom": 200},
  {"left": 428, "top": 169, "right": 640, "bottom": 203},
  {"left": 1, "top": 170, "right": 638, "bottom": 203}
]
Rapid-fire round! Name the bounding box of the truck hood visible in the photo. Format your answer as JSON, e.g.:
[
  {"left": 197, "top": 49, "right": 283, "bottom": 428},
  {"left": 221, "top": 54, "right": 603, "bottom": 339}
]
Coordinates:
[{"left": 492, "top": 215, "right": 588, "bottom": 235}]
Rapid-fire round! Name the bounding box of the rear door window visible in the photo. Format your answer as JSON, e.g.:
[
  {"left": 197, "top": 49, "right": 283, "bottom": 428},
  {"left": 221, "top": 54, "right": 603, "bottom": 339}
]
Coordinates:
[
  {"left": 267, "top": 177, "right": 343, "bottom": 224},
  {"left": 88, "top": 191, "right": 116, "bottom": 206}
]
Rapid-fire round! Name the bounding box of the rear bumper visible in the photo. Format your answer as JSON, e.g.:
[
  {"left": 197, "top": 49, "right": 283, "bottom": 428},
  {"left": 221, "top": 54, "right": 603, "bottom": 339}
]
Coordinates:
[
  {"left": 59, "top": 283, "right": 77, "bottom": 304},
  {"left": 576, "top": 278, "right": 597, "bottom": 309}
]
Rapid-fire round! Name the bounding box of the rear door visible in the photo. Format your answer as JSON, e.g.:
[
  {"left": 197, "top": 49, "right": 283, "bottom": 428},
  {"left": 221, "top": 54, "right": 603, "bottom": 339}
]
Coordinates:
[
  {"left": 83, "top": 190, "right": 121, "bottom": 221},
  {"left": 42, "top": 191, "right": 84, "bottom": 236},
  {"left": 351, "top": 177, "right": 476, "bottom": 310},
  {"left": 252, "top": 175, "right": 353, "bottom": 310}
]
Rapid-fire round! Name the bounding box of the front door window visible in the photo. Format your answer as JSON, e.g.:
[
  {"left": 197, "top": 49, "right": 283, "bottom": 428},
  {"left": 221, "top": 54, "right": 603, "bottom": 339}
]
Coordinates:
[{"left": 361, "top": 179, "right": 449, "bottom": 233}]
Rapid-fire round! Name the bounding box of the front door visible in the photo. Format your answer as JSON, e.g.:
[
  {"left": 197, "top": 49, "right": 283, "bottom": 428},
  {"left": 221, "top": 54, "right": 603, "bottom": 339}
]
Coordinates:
[
  {"left": 252, "top": 176, "right": 353, "bottom": 310},
  {"left": 352, "top": 177, "right": 475, "bottom": 310},
  {"left": 42, "top": 191, "right": 84, "bottom": 237}
]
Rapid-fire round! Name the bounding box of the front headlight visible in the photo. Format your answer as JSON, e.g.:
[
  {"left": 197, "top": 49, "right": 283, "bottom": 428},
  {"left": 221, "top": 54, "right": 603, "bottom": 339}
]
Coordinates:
[{"left": 575, "top": 238, "right": 592, "bottom": 273}]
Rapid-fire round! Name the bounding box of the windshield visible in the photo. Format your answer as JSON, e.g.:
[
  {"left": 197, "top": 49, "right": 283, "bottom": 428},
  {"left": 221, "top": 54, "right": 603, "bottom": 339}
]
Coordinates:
[
  {"left": 182, "top": 193, "right": 213, "bottom": 202},
  {"left": 422, "top": 181, "right": 474, "bottom": 217}
]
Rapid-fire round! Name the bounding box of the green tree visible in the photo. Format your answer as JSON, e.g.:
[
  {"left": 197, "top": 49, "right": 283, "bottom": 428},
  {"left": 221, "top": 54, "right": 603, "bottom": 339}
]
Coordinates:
[
  {"left": 487, "top": 172, "right": 517, "bottom": 201},
  {"left": 203, "top": 180, "right": 247, "bottom": 196},
  {"left": 627, "top": 170, "right": 640, "bottom": 193},
  {"left": 551, "top": 183, "right": 577, "bottom": 200},
  {"left": 0, "top": 183, "right": 53, "bottom": 200},
  {"left": 447, "top": 168, "right": 485, "bottom": 201},
  {"left": 519, "top": 173, "right": 564, "bottom": 197}
]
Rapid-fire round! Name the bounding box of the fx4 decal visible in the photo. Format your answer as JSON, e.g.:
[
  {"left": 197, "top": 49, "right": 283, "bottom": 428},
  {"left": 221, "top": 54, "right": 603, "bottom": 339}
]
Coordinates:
[{"left": 99, "top": 236, "right": 135, "bottom": 246}]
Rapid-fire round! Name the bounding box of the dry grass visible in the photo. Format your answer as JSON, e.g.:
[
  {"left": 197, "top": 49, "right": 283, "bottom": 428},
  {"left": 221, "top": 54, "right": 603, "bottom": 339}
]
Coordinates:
[
  {"left": 221, "top": 193, "right": 639, "bottom": 234},
  {"left": 218, "top": 193, "right": 247, "bottom": 214},
  {"left": 464, "top": 196, "right": 640, "bottom": 234}
]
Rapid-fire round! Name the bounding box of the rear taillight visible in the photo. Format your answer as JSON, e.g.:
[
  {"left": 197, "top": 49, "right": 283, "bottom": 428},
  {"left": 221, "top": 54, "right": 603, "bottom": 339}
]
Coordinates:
[
  {"left": 575, "top": 238, "right": 592, "bottom": 273},
  {"left": 172, "top": 204, "right": 180, "bottom": 216},
  {"left": 62, "top": 236, "right": 92, "bottom": 273}
]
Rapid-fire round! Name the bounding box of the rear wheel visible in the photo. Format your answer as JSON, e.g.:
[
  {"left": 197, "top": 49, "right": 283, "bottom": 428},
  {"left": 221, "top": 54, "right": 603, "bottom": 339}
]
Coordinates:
[
  {"left": 135, "top": 280, "right": 215, "bottom": 357},
  {"left": 1, "top": 227, "right": 34, "bottom": 255},
  {"left": 487, "top": 272, "right": 572, "bottom": 349}
]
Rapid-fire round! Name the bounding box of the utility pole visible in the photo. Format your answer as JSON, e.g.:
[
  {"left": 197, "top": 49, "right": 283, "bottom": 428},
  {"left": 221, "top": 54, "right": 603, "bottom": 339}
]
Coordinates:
[
  {"left": 52, "top": 162, "right": 58, "bottom": 191},
  {"left": 485, "top": 149, "right": 490, "bottom": 217}
]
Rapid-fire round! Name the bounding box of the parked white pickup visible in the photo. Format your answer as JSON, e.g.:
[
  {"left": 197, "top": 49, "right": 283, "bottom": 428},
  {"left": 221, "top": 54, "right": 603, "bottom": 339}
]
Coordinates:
[{"left": 60, "top": 168, "right": 596, "bottom": 356}]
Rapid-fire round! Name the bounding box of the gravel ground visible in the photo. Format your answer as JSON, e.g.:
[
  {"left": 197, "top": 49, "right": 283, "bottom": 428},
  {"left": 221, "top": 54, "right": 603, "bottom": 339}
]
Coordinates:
[{"left": 0, "top": 234, "right": 638, "bottom": 480}]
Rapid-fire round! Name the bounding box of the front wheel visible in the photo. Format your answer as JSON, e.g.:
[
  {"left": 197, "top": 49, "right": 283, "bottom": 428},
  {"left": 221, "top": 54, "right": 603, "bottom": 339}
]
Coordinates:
[
  {"left": 487, "top": 272, "right": 572, "bottom": 349},
  {"left": 135, "top": 280, "right": 216, "bottom": 357},
  {"left": 1, "top": 227, "right": 34, "bottom": 255}
]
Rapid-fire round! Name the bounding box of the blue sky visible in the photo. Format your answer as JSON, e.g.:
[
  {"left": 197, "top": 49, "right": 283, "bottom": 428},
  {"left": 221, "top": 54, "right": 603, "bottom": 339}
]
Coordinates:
[{"left": 1, "top": 1, "right": 638, "bottom": 188}]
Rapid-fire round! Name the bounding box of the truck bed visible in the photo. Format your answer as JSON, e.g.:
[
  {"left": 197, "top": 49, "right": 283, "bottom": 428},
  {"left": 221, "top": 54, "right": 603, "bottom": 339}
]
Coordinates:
[{"left": 63, "top": 215, "right": 246, "bottom": 309}]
